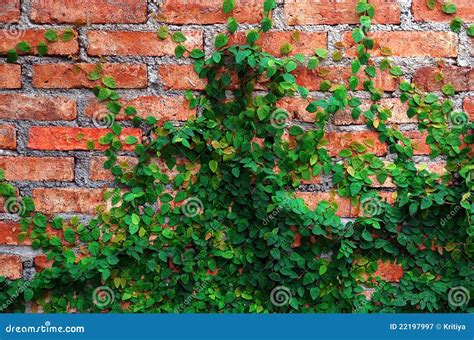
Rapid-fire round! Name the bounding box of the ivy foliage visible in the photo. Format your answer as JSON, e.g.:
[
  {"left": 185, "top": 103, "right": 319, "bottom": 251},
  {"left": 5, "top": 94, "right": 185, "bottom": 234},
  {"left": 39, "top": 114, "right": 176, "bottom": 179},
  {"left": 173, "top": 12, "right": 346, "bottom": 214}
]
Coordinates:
[{"left": 0, "top": 0, "right": 472, "bottom": 313}]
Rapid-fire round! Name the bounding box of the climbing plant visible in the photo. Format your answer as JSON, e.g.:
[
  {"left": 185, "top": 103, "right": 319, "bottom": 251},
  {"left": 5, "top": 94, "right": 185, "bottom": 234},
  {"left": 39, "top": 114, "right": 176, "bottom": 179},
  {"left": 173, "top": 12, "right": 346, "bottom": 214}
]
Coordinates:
[{"left": 0, "top": 0, "right": 472, "bottom": 313}]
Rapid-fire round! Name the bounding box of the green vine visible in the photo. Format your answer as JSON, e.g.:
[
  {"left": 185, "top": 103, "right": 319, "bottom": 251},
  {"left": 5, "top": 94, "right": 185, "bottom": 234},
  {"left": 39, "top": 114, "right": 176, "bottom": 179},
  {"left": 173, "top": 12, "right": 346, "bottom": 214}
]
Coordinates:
[{"left": 0, "top": 0, "right": 472, "bottom": 313}]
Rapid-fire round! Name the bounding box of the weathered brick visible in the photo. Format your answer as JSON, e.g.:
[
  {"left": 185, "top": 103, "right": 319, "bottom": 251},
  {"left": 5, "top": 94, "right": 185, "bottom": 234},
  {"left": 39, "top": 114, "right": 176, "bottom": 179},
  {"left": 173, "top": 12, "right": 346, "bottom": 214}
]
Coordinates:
[
  {"left": 406, "top": 131, "right": 430, "bottom": 155},
  {"left": 294, "top": 66, "right": 398, "bottom": 92},
  {"left": 32, "top": 188, "right": 107, "bottom": 214},
  {"left": 277, "top": 97, "right": 318, "bottom": 123},
  {"left": 87, "top": 31, "right": 203, "bottom": 56},
  {"left": 0, "top": 221, "right": 26, "bottom": 245},
  {"left": 0, "top": 29, "right": 78, "bottom": 55},
  {"left": 343, "top": 31, "right": 458, "bottom": 57},
  {"left": 0, "top": 64, "right": 21, "bottom": 89},
  {"left": 32, "top": 63, "right": 147, "bottom": 89},
  {"left": 0, "top": 0, "right": 20, "bottom": 22},
  {"left": 334, "top": 98, "right": 413, "bottom": 125},
  {"left": 412, "top": 0, "right": 474, "bottom": 22},
  {"left": 0, "top": 157, "right": 75, "bottom": 181},
  {"left": 285, "top": 0, "right": 400, "bottom": 25},
  {"left": 34, "top": 255, "right": 53, "bottom": 272},
  {"left": 0, "top": 94, "right": 76, "bottom": 121},
  {"left": 85, "top": 96, "right": 195, "bottom": 123},
  {"left": 159, "top": 64, "right": 207, "bottom": 90},
  {"left": 295, "top": 191, "right": 352, "bottom": 217},
  {"left": 326, "top": 131, "right": 387, "bottom": 156},
  {"left": 0, "top": 125, "right": 16, "bottom": 149},
  {"left": 30, "top": 0, "right": 147, "bottom": 24},
  {"left": 159, "top": 0, "right": 263, "bottom": 24},
  {"left": 373, "top": 260, "right": 404, "bottom": 282},
  {"left": 463, "top": 97, "right": 474, "bottom": 121},
  {"left": 0, "top": 254, "right": 22, "bottom": 279},
  {"left": 27, "top": 127, "right": 141, "bottom": 151},
  {"left": 413, "top": 66, "right": 473, "bottom": 92},
  {"left": 228, "top": 31, "right": 327, "bottom": 57}
]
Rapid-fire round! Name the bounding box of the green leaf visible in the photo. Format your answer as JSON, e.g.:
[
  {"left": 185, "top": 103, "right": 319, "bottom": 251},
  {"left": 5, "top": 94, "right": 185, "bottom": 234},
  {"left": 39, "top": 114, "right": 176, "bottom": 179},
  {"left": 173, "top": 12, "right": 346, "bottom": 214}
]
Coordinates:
[
  {"left": 215, "top": 34, "right": 229, "bottom": 49},
  {"left": 102, "top": 77, "right": 116, "bottom": 89},
  {"left": 442, "top": 2, "right": 457, "bottom": 14},
  {"left": 246, "top": 30, "right": 260, "bottom": 45},
  {"left": 450, "top": 17, "right": 462, "bottom": 33},
  {"left": 171, "top": 32, "right": 186, "bottom": 43},
  {"left": 263, "top": 0, "right": 276, "bottom": 13},
  {"left": 227, "top": 17, "right": 238, "bottom": 33},
  {"left": 190, "top": 49, "right": 205, "bottom": 59},
  {"left": 315, "top": 48, "right": 328, "bottom": 59},
  {"left": 442, "top": 83, "right": 455, "bottom": 96},
  {"left": 61, "top": 28, "right": 75, "bottom": 42},
  {"left": 125, "top": 136, "right": 138, "bottom": 145},
  {"left": 339, "top": 149, "right": 352, "bottom": 158},
  {"left": 6, "top": 49, "right": 18, "bottom": 63},
  {"left": 223, "top": 0, "right": 235, "bottom": 14},
  {"left": 209, "top": 160, "right": 218, "bottom": 173},
  {"left": 44, "top": 29, "right": 58, "bottom": 42},
  {"left": 261, "top": 17, "right": 273, "bottom": 32},
  {"left": 319, "top": 265, "right": 327, "bottom": 276},
  {"left": 129, "top": 224, "right": 139, "bottom": 235},
  {"left": 37, "top": 42, "right": 48, "bottom": 56},
  {"left": 157, "top": 26, "right": 169, "bottom": 40},
  {"left": 426, "top": 0, "right": 436, "bottom": 10},
  {"left": 467, "top": 25, "right": 474, "bottom": 37},
  {"left": 390, "top": 66, "right": 403, "bottom": 76},
  {"left": 175, "top": 45, "right": 186, "bottom": 58},
  {"left": 352, "top": 29, "right": 364, "bottom": 43},
  {"left": 308, "top": 57, "right": 319, "bottom": 70},
  {"left": 16, "top": 41, "right": 31, "bottom": 52},
  {"left": 280, "top": 43, "right": 293, "bottom": 55}
]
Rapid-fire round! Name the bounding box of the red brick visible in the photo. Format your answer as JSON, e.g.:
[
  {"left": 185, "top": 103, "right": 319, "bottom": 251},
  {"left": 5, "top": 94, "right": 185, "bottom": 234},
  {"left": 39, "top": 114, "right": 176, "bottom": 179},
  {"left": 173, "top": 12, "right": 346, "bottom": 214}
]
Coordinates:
[
  {"left": 0, "top": 64, "right": 21, "bottom": 89},
  {"left": 0, "top": 29, "right": 78, "bottom": 55},
  {"left": 334, "top": 98, "right": 413, "bottom": 125},
  {"left": 412, "top": 0, "right": 474, "bottom": 22},
  {"left": 32, "top": 188, "right": 107, "bottom": 214},
  {"left": 34, "top": 255, "right": 53, "bottom": 272},
  {"left": 0, "top": 157, "right": 75, "bottom": 181},
  {"left": 285, "top": 0, "right": 400, "bottom": 25},
  {"left": 32, "top": 63, "right": 147, "bottom": 89},
  {"left": 325, "top": 131, "right": 387, "bottom": 156},
  {"left": 27, "top": 127, "right": 141, "bottom": 151},
  {"left": 0, "top": 254, "right": 22, "bottom": 279},
  {"left": 295, "top": 191, "right": 352, "bottom": 217},
  {"left": 0, "top": 94, "right": 76, "bottom": 121},
  {"left": 87, "top": 30, "right": 203, "bottom": 57},
  {"left": 85, "top": 95, "right": 195, "bottom": 123},
  {"left": 343, "top": 31, "right": 458, "bottom": 57},
  {"left": 228, "top": 31, "right": 327, "bottom": 57},
  {"left": 0, "top": 0, "right": 20, "bottom": 22},
  {"left": 159, "top": 64, "right": 207, "bottom": 90},
  {"left": 413, "top": 66, "right": 473, "bottom": 92},
  {"left": 463, "top": 97, "right": 474, "bottom": 121},
  {"left": 406, "top": 131, "right": 430, "bottom": 155},
  {"left": 373, "top": 260, "right": 403, "bottom": 282},
  {"left": 277, "top": 97, "right": 318, "bottom": 123},
  {"left": 0, "top": 125, "right": 16, "bottom": 149},
  {"left": 30, "top": 0, "right": 147, "bottom": 24},
  {"left": 294, "top": 66, "right": 398, "bottom": 92},
  {"left": 0, "top": 221, "right": 26, "bottom": 245},
  {"left": 159, "top": 0, "right": 263, "bottom": 24}
]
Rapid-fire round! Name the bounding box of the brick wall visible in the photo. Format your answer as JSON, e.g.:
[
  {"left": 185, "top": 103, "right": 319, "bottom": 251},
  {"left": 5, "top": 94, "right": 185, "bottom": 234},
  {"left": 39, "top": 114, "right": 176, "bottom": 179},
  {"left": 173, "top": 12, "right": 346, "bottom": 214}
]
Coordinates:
[{"left": 0, "top": 0, "right": 472, "bottom": 283}]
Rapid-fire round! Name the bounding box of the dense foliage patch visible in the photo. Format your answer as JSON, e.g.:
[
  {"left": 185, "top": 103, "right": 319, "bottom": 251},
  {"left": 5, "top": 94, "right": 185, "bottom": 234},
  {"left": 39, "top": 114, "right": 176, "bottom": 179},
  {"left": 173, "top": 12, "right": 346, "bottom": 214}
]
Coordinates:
[{"left": 0, "top": 0, "right": 472, "bottom": 313}]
